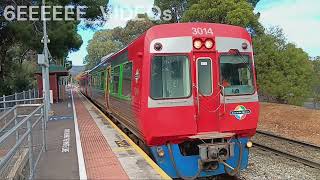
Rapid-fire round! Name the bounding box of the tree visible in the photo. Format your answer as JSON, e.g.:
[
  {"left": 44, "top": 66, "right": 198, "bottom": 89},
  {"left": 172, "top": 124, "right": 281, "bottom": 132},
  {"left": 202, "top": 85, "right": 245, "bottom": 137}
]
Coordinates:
[
  {"left": 85, "top": 15, "right": 154, "bottom": 69},
  {"left": 248, "top": 0, "right": 260, "bottom": 7},
  {"left": 85, "top": 30, "right": 120, "bottom": 69},
  {"left": 0, "top": 0, "right": 110, "bottom": 95},
  {"left": 182, "top": 0, "right": 263, "bottom": 34},
  {"left": 114, "top": 14, "right": 154, "bottom": 47},
  {"left": 311, "top": 57, "right": 320, "bottom": 107},
  {"left": 253, "top": 28, "right": 314, "bottom": 105},
  {"left": 154, "top": 0, "right": 260, "bottom": 23},
  {"left": 153, "top": 0, "right": 198, "bottom": 23}
]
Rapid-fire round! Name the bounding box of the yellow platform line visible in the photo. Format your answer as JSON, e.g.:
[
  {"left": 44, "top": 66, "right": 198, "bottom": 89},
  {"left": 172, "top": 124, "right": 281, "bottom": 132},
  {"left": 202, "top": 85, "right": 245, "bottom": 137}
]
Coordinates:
[{"left": 78, "top": 91, "right": 172, "bottom": 180}]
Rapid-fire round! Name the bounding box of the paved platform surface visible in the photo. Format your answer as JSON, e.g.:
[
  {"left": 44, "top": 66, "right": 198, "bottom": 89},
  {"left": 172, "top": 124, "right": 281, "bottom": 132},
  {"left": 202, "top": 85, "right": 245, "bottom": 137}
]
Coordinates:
[
  {"left": 36, "top": 90, "right": 79, "bottom": 179},
  {"left": 35, "top": 88, "right": 167, "bottom": 179}
]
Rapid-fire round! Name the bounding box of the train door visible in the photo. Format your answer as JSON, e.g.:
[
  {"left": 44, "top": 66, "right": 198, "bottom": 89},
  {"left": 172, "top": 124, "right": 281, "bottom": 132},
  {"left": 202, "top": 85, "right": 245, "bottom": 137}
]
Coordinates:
[
  {"left": 105, "top": 66, "right": 111, "bottom": 110},
  {"left": 89, "top": 75, "right": 92, "bottom": 97},
  {"left": 194, "top": 52, "right": 220, "bottom": 132}
]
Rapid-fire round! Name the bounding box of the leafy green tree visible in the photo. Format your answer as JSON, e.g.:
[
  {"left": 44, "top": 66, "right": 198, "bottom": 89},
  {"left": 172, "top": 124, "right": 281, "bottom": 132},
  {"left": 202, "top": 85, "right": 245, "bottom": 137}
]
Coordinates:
[
  {"left": 311, "top": 57, "right": 320, "bottom": 107},
  {"left": 85, "top": 15, "right": 154, "bottom": 69},
  {"left": 85, "top": 30, "right": 120, "bottom": 69},
  {"left": 154, "top": 0, "right": 260, "bottom": 23},
  {"left": 114, "top": 15, "right": 154, "bottom": 47},
  {"left": 253, "top": 28, "right": 313, "bottom": 105},
  {"left": 182, "top": 0, "right": 263, "bottom": 34},
  {"left": 248, "top": 0, "right": 260, "bottom": 7},
  {"left": 153, "top": 0, "right": 198, "bottom": 23},
  {"left": 0, "top": 0, "right": 110, "bottom": 95}
]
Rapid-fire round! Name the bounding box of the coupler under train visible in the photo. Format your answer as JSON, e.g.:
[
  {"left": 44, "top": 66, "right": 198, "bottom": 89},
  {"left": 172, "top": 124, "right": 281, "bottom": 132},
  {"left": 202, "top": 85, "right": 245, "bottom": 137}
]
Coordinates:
[{"left": 150, "top": 137, "right": 251, "bottom": 179}]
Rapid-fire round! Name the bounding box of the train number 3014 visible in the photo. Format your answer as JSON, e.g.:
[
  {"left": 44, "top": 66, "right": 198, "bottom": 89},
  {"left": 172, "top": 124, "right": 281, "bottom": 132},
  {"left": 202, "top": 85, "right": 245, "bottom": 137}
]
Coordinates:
[{"left": 192, "top": 27, "right": 214, "bottom": 35}]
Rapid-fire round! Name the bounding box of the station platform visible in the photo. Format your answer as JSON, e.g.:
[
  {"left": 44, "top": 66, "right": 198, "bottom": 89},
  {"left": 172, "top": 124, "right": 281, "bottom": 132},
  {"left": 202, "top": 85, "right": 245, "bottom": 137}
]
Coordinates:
[{"left": 35, "top": 88, "right": 170, "bottom": 179}]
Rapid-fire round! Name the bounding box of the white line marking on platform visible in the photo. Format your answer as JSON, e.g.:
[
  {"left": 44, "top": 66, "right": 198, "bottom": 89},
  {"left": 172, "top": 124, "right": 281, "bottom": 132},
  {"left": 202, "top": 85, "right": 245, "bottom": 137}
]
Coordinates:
[
  {"left": 71, "top": 89, "right": 87, "bottom": 180},
  {"left": 62, "top": 129, "right": 71, "bottom": 153}
]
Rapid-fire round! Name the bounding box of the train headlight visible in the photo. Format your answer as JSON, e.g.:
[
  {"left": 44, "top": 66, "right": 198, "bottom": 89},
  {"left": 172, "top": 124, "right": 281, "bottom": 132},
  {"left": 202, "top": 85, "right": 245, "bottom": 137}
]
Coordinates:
[
  {"left": 156, "top": 147, "right": 165, "bottom": 157},
  {"left": 242, "top": 42, "right": 248, "bottom": 50},
  {"left": 154, "top": 42, "right": 163, "bottom": 51},
  {"left": 205, "top": 39, "right": 214, "bottom": 49},
  {"left": 246, "top": 141, "right": 253, "bottom": 148},
  {"left": 193, "top": 39, "right": 202, "bottom": 49}
]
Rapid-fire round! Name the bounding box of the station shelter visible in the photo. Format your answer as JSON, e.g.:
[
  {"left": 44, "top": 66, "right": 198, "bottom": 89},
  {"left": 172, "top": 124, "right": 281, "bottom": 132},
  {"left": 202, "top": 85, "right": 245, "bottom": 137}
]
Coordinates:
[{"left": 35, "top": 64, "right": 69, "bottom": 103}]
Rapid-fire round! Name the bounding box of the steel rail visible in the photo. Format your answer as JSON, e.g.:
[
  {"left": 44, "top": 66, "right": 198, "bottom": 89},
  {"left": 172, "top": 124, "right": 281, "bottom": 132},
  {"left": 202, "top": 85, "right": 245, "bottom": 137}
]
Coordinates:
[
  {"left": 256, "top": 130, "right": 320, "bottom": 149},
  {"left": 253, "top": 130, "right": 320, "bottom": 169},
  {"left": 253, "top": 142, "right": 320, "bottom": 169}
]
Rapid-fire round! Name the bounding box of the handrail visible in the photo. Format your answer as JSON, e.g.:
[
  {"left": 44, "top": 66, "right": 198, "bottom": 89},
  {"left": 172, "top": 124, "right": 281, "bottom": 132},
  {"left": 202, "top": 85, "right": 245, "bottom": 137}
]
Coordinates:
[
  {"left": 0, "top": 105, "right": 43, "bottom": 145},
  {"left": 0, "top": 104, "right": 43, "bottom": 120},
  {"left": 0, "top": 103, "right": 46, "bottom": 180},
  {"left": 0, "top": 128, "right": 31, "bottom": 170},
  {"left": 0, "top": 116, "right": 16, "bottom": 133},
  {"left": 0, "top": 98, "right": 43, "bottom": 104},
  {"left": 0, "top": 89, "right": 41, "bottom": 112},
  {"left": 194, "top": 85, "right": 225, "bottom": 114},
  {"left": 0, "top": 106, "right": 15, "bottom": 120},
  {"left": 218, "top": 84, "right": 226, "bottom": 115}
]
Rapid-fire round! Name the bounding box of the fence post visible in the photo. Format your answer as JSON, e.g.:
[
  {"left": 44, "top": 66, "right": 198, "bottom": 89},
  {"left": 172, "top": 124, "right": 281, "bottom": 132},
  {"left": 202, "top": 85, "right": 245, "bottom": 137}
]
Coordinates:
[
  {"left": 41, "top": 107, "right": 47, "bottom": 151},
  {"left": 14, "top": 107, "right": 19, "bottom": 143},
  {"left": 23, "top": 91, "right": 26, "bottom": 104},
  {"left": 27, "top": 119, "right": 34, "bottom": 180},
  {"left": 33, "top": 89, "right": 37, "bottom": 103},
  {"left": 29, "top": 89, "right": 32, "bottom": 104},
  {"left": 15, "top": 92, "right": 18, "bottom": 106},
  {"left": 3, "top": 95, "right": 6, "bottom": 110}
]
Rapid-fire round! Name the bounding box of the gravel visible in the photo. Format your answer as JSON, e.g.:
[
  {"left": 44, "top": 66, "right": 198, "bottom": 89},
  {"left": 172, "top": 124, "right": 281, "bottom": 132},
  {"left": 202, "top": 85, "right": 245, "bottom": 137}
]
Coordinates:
[
  {"left": 240, "top": 148, "right": 320, "bottom": 180},
  {"left": 252, "top": 133, "right": 320, "bottom": 163}
]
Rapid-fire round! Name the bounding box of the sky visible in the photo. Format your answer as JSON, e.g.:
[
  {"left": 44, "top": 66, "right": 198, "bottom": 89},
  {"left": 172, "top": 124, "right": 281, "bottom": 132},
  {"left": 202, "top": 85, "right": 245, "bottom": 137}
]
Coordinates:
[{"left": 69, "top": 0, "right": 320, "bottom": 66}]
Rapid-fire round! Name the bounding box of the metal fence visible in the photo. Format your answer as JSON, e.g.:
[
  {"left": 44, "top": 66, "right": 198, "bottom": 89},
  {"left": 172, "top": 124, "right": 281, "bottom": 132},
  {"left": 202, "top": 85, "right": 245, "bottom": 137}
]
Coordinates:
[
  {"left": 0, "top": 104, "right": 46, "bottom": 180},
  {"left": 0, "top": 89, "right": 42, "bottom": 112}
]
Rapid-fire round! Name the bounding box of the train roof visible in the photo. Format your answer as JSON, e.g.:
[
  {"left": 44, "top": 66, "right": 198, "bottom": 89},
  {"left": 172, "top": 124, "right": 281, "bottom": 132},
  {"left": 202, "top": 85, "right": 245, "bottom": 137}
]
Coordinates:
[
  {"left": 84, "top": 23, "right": 251, "bottom": 73},
  {"left": 146, "top": 22, "right": 251, "bottom": 40}
]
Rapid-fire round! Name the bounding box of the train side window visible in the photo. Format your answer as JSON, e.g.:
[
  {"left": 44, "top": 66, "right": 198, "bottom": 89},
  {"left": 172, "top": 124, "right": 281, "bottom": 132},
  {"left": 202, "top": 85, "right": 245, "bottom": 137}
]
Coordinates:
[
  {"left": 101, "top": 71, "right": 105, "bottom": 89},
  {"left": 112, "top": 66, "right": 120, "bottom": 94},
  {"left": 122, "top": 62, "right": 132, "bottom": 98}
]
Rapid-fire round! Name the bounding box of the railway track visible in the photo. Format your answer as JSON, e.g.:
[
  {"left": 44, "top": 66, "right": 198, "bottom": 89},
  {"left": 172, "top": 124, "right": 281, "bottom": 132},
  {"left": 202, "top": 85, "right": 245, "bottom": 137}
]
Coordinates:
[{"left": 252, "top": 130, "right": 320, "bottom": 170}]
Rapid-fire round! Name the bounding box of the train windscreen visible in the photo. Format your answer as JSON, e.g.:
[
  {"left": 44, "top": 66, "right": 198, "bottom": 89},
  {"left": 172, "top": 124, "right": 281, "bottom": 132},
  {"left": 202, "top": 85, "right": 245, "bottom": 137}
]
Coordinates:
[
  {"left": 151, "top": 55, "right": 191, "bottom": 99},
  {"left": 220, "top": 55, "right": 255, "bottom": 95}
]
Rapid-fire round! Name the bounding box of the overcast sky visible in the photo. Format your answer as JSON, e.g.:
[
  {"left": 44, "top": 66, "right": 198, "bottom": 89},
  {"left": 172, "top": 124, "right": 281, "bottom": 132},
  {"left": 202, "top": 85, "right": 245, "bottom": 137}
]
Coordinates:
[{"left": 69, "top": 0, "right": 320, "bottom": 66}]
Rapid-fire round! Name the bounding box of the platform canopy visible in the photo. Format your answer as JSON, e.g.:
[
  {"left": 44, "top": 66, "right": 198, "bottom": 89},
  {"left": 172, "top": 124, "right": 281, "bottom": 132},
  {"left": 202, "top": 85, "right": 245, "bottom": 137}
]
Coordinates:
[{"left": 35, "top": 64, "right": 69, "bottom": 76}]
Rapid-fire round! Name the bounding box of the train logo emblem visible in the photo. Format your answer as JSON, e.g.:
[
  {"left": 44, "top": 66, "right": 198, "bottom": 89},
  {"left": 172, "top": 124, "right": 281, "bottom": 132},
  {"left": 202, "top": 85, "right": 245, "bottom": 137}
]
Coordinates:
[{"left": 230, "top": 105, "right": 251, "bottom": 120}]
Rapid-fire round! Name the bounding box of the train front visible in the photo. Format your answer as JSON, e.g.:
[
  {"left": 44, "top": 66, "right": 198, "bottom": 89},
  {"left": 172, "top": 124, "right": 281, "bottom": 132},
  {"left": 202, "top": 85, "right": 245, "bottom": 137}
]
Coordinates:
[{"left": 142, "top": 23, "right": 259, "bottom": 179}]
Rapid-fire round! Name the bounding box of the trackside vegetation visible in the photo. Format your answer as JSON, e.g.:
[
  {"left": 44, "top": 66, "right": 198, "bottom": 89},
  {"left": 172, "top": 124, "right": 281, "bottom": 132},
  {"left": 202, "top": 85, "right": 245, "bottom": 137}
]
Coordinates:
[
  {"left": 85, "top": 0, "right": 319, "bottom": 106},
  {"left": 0, "top": 0, "right": 109, "bottom": 95}
]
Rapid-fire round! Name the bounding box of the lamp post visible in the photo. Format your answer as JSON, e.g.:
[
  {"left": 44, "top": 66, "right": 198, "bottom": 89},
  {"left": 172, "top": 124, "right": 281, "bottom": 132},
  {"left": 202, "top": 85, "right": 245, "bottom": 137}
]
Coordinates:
[{"left": 41, "top": 0, "right": 50, "bottom": 126}]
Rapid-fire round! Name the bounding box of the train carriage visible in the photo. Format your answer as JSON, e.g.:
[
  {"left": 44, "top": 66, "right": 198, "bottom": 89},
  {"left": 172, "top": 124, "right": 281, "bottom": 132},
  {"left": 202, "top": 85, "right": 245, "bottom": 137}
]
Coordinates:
[{"left": 79, "top": 23, "right": 259, "bottom": 179}]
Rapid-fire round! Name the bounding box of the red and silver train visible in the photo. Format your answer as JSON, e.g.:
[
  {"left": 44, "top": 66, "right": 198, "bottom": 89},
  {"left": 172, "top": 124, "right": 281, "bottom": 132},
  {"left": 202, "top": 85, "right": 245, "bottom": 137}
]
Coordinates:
[{"left": 79, "top": 23, "right": 259, "bottom": 179}]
